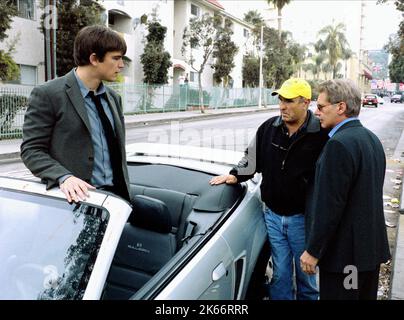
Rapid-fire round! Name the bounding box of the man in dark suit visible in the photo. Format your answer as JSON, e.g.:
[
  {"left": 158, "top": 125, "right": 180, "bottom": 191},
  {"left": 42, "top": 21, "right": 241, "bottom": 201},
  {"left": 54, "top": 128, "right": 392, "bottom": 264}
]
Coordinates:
[
  {"left": 300, "top": 79, "right": 390, "bottom": 300},
  {"left": 21, "top": 25, "right": 130, "bottom": 202}
]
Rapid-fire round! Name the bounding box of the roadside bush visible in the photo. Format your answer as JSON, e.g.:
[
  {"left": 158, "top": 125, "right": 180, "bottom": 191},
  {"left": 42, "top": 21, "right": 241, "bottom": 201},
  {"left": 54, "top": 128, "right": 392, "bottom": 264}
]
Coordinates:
[{"left": 187, "top": 87, "right": 211, "bottom": 106}]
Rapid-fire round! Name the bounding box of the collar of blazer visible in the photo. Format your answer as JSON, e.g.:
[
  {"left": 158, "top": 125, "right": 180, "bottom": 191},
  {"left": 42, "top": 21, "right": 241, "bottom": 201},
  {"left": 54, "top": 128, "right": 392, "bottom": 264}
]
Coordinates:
[
  {"left": 64, "top": 69, "right": 124, "bottom": 144},
  {"left": 333, "top": 118, "right": 362, "bottom": 134}
]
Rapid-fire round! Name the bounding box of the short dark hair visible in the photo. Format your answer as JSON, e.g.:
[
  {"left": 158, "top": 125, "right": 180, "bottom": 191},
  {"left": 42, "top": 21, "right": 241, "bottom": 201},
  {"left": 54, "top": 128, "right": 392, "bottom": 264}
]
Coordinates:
[
  {"left": 318, "top": 79, "right": 362, "bottom": 117},
  {"left": 73, "top": 25, "right": 127, "bottom": 66}
]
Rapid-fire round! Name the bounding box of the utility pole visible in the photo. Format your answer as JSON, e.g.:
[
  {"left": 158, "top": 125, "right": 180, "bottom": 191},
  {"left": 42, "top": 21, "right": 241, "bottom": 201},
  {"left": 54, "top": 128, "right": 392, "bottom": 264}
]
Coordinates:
[
  {"left": 44, "top": 0, "right": 57, "bottom": 81},
  {"left": 258, "top": 24, "right": 264, "bottom": 108},
  {"left": 358, "top": 0, "right": 365, "bottom": 90}
]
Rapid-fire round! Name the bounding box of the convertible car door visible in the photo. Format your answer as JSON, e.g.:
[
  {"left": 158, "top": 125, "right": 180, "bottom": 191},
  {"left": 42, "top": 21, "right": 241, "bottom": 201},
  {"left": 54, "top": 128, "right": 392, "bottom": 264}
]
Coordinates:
[{"left": 155, "top": 233, "right": 235, "bottom": 300}]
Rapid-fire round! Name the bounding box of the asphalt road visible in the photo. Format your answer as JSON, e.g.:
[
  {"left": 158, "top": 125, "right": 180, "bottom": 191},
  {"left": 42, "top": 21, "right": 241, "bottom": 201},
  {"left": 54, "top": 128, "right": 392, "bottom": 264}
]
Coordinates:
[{"left": 2, "top": 101, "right": 404, "bottom": 173}]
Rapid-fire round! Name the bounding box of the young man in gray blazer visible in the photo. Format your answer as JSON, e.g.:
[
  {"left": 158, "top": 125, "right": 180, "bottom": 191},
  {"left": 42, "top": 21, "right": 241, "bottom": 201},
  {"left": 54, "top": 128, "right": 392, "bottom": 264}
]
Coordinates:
[
  {"left": 21, "top": 25, "right": 130, "bottom": 202},
  {"left": 300, "top": 79, "right": 390, "bottom": 299}
]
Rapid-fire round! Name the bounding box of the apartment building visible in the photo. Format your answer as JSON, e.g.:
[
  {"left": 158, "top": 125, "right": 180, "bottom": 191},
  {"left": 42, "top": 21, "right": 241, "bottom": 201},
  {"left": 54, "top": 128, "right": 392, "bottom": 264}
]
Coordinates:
[
  {"left": 0, "top": 0, "right": 45, "bottom": 86},
  {"left": 172, "top": 0, "right": 254, "bottom": 88},
  {"left": 101, "top": 0, "right": 175, "bottom": 85},
  {"left": 1, "top": 0, "right": 254, "bottom": 89},
  {"left": 102, "top": 0, "right": 254, "bottom": 87}
]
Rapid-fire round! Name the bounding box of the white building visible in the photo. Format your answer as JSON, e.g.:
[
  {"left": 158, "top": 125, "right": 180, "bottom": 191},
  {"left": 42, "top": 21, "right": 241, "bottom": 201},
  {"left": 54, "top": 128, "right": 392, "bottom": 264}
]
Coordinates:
[
  {"left": 0, "top": 0, "right": 45, "bottom": 86},
  {"left": 1, "top": 0, "right": 254, "bottom": 89},
  {"left": 102, "top": 0, "right": 254, "bottom": 88},
  {"left": 172, "top": 0, "right": 255, "bottom": 88}
]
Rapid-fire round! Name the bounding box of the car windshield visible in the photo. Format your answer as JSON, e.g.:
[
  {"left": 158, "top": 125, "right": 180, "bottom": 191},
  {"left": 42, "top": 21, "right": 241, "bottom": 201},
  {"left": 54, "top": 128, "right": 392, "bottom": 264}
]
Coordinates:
[
  {"left": 365, "top": 95, "right": 376, "bottom": 99},
  {"left": 0, "top": 189, "right": 109, "bottom": 300}
]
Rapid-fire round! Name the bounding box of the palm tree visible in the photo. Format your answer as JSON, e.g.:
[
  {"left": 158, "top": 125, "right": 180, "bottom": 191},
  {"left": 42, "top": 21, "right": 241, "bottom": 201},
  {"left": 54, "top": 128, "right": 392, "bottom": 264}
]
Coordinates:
[
  {"left": 318, "top": 22, "right": 350, "bottom": 79},
  {"left": 243, "top": 10, "right": 264, "bottom": 27},
  {"left": 267, "top": 0, "right": 291, "bottom": 39},
  {"left": 243, "top": 10, "right": 265, "bottom": 48},
  {"left": 303, "top": 52, "right": 327, "bottom": 80},
  {"left": 342, "top": 48, "right": 353, "bottom": 78}
]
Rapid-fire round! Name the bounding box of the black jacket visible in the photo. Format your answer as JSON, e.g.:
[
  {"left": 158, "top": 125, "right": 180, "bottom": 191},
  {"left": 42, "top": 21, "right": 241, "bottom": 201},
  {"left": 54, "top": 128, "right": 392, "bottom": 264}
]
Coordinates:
[
  {"left": 230, "top": 111, "right": 329, "bottom": 215},
  {"left": 305, "top": 120, "right": 390, "bottom": 272}
]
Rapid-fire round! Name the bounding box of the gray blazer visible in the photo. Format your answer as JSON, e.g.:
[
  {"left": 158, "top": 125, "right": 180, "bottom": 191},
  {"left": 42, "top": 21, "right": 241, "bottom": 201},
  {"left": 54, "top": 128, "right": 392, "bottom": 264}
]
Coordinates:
[{"left": 20, "top": 69, "right": 130, "bottom": 197}]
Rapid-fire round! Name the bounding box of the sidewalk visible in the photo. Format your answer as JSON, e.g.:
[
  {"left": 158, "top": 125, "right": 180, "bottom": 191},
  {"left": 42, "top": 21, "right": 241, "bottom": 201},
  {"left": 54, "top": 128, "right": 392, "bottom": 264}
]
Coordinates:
[{"left": 0, "top": 105, "right": 277, "bottom": 161}]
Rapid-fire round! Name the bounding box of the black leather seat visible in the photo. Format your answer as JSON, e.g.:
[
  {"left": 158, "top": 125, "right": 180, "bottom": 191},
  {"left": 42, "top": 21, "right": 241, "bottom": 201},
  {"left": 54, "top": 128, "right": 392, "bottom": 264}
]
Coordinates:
[
  {"left": 102, "top": 195, "right": 176, "bottom": 300},
  {"left": 130, "top": 185, "right": 197, "bottom": 249}
]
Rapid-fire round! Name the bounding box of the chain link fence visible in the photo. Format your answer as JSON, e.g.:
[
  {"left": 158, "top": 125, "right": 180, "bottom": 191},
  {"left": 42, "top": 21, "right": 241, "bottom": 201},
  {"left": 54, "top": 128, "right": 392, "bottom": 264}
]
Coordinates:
[
  {"left": 108, "top": 83, "right": 278, "bottom": 114},
  {"left": 0, "top": 85, "right": 33, "bottom": 140},
  {"left": 0, "top": 83, "right": 277, "bottom": 139}
]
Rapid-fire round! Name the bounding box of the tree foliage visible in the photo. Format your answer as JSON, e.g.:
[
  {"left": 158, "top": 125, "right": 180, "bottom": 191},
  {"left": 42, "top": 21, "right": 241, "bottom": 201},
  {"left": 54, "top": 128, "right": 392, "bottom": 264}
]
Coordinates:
[
  {"left": 0, "top": 1, "right": 19, "bottom": 82},
  {"left": 182, "top": 13, "right": 222, "bottom": 112},
  {"left": 243, "top": 10, "right": 264, "bottom": 27},
  {"left": 0, "top": 0, "right": 16, "bottom": 42},
  {"left": 140, "top": 21, "right": 172, "bottom": 85},
  {"left": 0, "top": 50, "right": 19, "bottom": 81},
  {"left": 262, "top": 27, "right": 294, "bottom": 88},
  {"left": 242, "top": 13, "right": 306, "bottom": 89},
  {"left": 242, "top": 54, "right": 260, "bottom": 87},
  {"left": 243, "top": 10, "right": 264, "bottom": 49},
  {"left": 40, "top": 0, "right": 103, "bottom": 77},
  {"left": 317, "top": 22, "right": 350, "bottom": 79},
  {"left": 383, "top": 0, "right": 404, "bottom": 83},
  {"left": 212, "top": 19, "right": 238, "bottom": 85},
  {"left": 267, "top": 0, "right": 291, "bottom": 38}
]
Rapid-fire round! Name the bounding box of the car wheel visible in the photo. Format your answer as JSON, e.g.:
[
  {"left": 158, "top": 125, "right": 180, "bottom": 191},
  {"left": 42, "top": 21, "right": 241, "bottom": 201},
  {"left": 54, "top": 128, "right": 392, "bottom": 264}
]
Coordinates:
[{"left": 375, "top": 104, "right": 378, "bottom": 108}]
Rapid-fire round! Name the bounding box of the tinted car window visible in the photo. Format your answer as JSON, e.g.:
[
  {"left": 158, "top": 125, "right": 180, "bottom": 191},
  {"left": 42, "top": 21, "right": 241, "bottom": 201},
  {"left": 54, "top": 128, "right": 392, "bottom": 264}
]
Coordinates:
[
  {"left": 364, "top": 95, "right": 376, "bottom": 99},
  {"left": 0, "top": 190, "right": 109, "bottom": 300}
]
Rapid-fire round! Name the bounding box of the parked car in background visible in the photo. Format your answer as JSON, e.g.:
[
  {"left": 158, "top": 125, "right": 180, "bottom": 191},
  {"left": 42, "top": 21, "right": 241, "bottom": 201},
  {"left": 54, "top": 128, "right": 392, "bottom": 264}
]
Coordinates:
[
  {"left": 377, "top": 95, "right": 384, "bottom": 105},
  {"left": 0, "top": 143, "right": 267, "bottom": 300},
  {"left": 391, "top": 94, "right": 404, "bottom": 103},
  {"left": 362, "top": 94, "right": 378, "bottom": 108}
]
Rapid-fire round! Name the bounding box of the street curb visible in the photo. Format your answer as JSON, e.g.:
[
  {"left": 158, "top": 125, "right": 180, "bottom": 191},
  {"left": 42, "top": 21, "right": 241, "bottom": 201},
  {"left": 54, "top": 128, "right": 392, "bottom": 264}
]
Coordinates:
[
  {"left": 390, "top": 214, "right": 404, "bottom": 299},
  {"left": 125, "top": 107, "right": 277, "bottom": 128},
  {"left": 0, "top": 151, "right": 20, "bottom": 161}
]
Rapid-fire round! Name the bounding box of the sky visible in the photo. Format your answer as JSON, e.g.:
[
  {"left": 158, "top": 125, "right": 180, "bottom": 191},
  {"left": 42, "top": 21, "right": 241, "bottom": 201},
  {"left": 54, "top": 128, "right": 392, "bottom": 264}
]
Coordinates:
[{"left": 222, "top": 0, "right": 402, "bottom": 54}]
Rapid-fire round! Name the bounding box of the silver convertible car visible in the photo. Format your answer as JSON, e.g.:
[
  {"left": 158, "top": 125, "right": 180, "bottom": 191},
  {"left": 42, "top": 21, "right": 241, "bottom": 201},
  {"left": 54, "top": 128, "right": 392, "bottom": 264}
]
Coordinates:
[{"left": 0, "top": 143, "right": 267, "bottom": 300}]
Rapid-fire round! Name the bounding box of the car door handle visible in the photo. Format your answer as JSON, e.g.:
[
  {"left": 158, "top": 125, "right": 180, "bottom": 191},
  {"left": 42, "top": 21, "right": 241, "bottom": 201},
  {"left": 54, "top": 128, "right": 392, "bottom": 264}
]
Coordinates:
[{"left": 212, "top": 262, "right": 227, "bottom": 281}]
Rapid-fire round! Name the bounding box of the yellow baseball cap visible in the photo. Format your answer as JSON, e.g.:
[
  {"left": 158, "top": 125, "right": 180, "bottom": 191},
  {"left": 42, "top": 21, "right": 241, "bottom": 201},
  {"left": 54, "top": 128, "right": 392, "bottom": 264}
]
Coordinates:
[{"left": 271, "top": 78, "right": 312, "bottom": 100}]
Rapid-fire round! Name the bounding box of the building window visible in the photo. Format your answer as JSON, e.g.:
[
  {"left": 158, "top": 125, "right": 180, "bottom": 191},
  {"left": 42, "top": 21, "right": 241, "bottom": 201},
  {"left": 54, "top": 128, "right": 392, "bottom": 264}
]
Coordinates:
[
  {"left": 191, "top": 4, "right": 200, "bottom": 17},
  {"left": 13, "top": 0, "right": 35, "bottom": 20},
  {"left": 18, "top": 65, "right": 37, "bottom": 85},
  {"left": 243, "top": 29, "right": 249, "bottom": 38},
  {"left": 190, "top": 71, "right": 197, "bottom": 82}
]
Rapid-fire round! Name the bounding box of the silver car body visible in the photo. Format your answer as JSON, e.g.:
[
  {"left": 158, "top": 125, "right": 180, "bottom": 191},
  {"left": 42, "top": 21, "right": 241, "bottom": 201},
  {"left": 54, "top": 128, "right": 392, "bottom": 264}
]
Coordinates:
[{"left": 0, "top": 143, "right": 267, "bottom": 300}]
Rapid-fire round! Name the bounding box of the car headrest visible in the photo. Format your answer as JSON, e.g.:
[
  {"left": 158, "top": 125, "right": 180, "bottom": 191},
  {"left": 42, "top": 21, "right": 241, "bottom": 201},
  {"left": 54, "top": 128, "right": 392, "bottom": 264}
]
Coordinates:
[{"left": 130, "top": 195, "right": 172, "bottom": 233}]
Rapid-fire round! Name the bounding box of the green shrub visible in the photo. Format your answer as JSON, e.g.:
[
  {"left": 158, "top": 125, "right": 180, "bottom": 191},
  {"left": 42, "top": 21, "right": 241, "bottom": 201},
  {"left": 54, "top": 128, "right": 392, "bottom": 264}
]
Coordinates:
[{"left": 187, "top": 87, "right": 211, "bottom": 106}]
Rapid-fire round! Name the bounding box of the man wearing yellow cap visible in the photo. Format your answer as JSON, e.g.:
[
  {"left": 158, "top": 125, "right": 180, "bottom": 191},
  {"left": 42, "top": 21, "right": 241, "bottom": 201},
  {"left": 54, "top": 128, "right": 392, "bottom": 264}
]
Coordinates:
[{"left": 210, "top": 78, "right": 329, "bottom": 300}]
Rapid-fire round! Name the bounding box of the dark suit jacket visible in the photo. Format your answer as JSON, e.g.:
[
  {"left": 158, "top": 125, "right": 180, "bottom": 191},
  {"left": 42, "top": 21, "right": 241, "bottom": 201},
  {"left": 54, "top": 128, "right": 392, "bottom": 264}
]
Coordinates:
[
  {"left": 20, "top": 69, "right": 130, "bottom": 198},
  {"left": 306, "top": 120, "right": 390, "bottom": 272}
]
